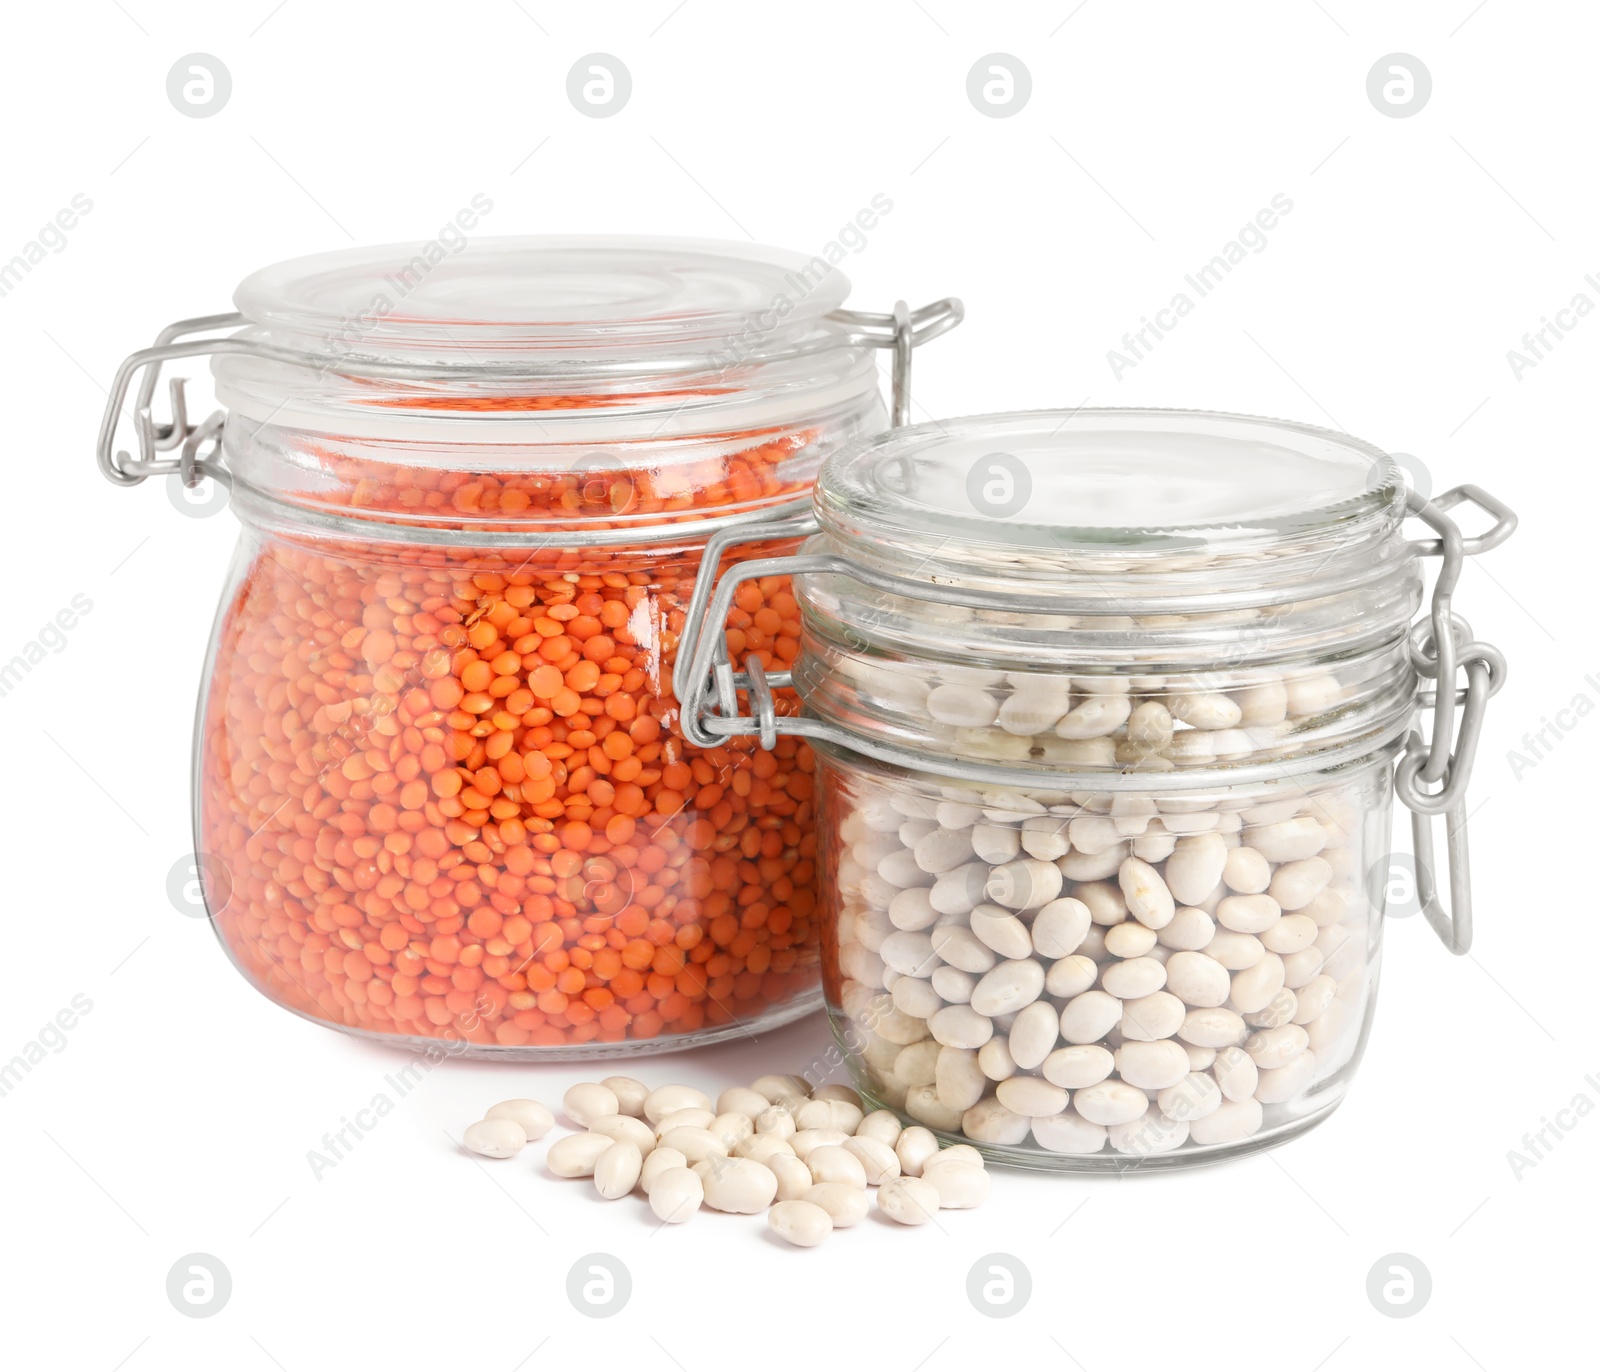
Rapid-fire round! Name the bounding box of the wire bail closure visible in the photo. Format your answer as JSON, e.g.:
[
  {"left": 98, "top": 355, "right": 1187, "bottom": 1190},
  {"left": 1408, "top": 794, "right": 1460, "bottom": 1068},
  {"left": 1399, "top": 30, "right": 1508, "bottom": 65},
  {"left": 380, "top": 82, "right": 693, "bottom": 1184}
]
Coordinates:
[
  {"left": 95, "top": 299, "right": 964, "bottom": 489},
  {"left": 676, "top": 479, "right": 1518, "bottom": 957},
  {"left": 1391, "top": 484, "right": 1516, "bottom": 954}
]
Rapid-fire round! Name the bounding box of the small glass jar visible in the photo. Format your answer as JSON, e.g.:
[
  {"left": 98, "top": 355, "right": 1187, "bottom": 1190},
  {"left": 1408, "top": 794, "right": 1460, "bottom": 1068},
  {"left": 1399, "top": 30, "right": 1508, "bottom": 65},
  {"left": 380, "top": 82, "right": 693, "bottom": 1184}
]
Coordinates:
[
  {"left": 97, "top": 236, "right": 961, "bottom": 1058},
  {"left": 680, "top": 408, "right": 1514, "bottom": 1166}
]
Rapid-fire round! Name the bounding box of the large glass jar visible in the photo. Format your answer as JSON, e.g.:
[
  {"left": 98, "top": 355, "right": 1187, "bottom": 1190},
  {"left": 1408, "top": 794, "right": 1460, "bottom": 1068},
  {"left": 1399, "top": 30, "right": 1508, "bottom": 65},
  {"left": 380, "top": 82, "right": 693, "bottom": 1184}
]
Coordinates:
[
  {"left": 680, "top": 409, "right": 1514, "bottom": 1166},
  {"left": 97, "top": 236, "right": 960, "bottom": 1057}
]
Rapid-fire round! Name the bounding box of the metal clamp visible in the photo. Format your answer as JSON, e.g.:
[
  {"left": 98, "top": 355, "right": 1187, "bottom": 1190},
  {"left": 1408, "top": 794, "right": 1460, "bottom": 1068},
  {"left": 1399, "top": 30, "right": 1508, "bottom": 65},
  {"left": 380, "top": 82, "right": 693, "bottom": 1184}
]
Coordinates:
[
  {"left": 95, "top": 298, "right": 965, "bottom": 489},
  {"left": 1392, "top": 484, "right": 1517, "bottom": 954}
]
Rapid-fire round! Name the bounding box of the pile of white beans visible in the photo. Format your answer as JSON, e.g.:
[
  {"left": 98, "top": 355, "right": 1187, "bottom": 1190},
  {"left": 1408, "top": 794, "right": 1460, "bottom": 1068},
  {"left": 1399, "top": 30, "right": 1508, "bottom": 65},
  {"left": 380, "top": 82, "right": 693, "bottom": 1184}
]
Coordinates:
[
  {"left": 839, "top": 662, "right": 1359, "bottom": 770},
  {"left": 459, "top": 1074, "right": 990, "bottom": 1246},
  {"left": 829, "top": 764, "right": 1378, "bottom": 1161}
]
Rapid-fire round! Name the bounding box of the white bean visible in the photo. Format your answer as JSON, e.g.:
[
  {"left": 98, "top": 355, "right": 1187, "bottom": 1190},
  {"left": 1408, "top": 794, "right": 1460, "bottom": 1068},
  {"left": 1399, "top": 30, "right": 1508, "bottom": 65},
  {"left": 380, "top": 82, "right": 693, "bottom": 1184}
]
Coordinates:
[
  {"left": 928, "top": 925, "right": 996, "bottom": 975},
  {"left": 1246, "top": 817, "right": 1327, "bottom": 863},
  {"left": 806, "top": 1181, "right": 870, "bottom": 1226},
  {"left": 1008, "top": 1000, "right": 1061, "bottom": 1070},
  {"left": 1231, "top": 953, "right": 1287, "bottom": 1014},
  {"left": 1217, "top": 894, "right": 1282, "bottom": 934},
  {"left": 1119, "top": 991, "right": 1186, "bottom": 1041},
  {"left": 641, "top": 1146, "right": 688, "bottom": 1193},
  {"left": 1043, "top": 1043, "right": 1115, "bottom": 1089},
  {"left": 563, "top": 1082, "right": 620, "bottom": 1128},
  {"left": 1045, "top": 954, "right": 1099, "bottom": 999},
  {"left": 1073, "top": 1080, "right": 1150, "bottom": 1126},
  {"left": 654, "top": 1108, "right": 716, "bottom": 1137},
  {"left": 841, "top": 1135, "right": 901, "bottom": 1184},
  {"left": 1157, "top": 907, "right": 1216, "bottom": 951},
  {"left": 935, "top": 1046, "right": 988, "bottom": 1112},
  {"left": 658, "top": 1126, "right": 728, "bottom": 1163},
  {"left": 904, "top": 1086, "right": 965, "bottom": 1131},
  {"left": 1205, "top": 930, "right": 1266, "bottom": 970},
  {"left": 855, "top": 1109, "right": 903, "bottom": 1146},
  {"left": 599, "top": 1077, "right": 648, "bottom": 1118},
  {"left": 986, "top": 859, "right": 1064, "bottom": 910},
  {"left": 1031, "top": 1110, "right": 1108, "bottom": 1154},
  {"left": 1222, "top": 846, "right": 1272, "bottom": 894},
  {"left": 1100, "top": 957, "right": 1167, "bottom": 999},
  {"left": 644, "top": 1083, "right": 714, "bottom": 1124},
  {"left": 921, "top": 1157, "right": 992, "bottom": 1207},
  {"left": 484, "top": 1100, "right": 552, "bottom": 1141},
  {"left": 1269, "top": 857, "right": 1332, "bottom": 911},
  {"left": 1246, "top": 1024, "right": 1310, "bottom": 1070},
  {"left": 996, "top": 1076, "right": 1069, "bottom": 1117},
  {"left": 931, "top": 965, "right": 976, "bottom": 1004},
  {"left": 929, "top": 864, "right": 991, "bottom": 916},
  {"left": 593, "top": 1141, "right": 643, "bottom": 1199},
  {"left": 1119, "top": 856, "right": 1176, "bottom": 929},
  {"left": 546, "top": 1132, "right": 613, "bottom": 1178},
  {"left": 894, "top": 1125, "right": 941, "bottom": 1177},
  {"left": 768, "top": 1199, "right": 833, "bottom": 1247},
  {"left": 978, "top": 1037, "right": 1018, "bottom": 1081},
  {"left": 961, "top": 1097, "right": 1032, "bottom": 1144},
  {"left": 649, "top": 1166, "right": 705, "bottom": 1222},
  {"left": 970, "top": 959, "right": 1047, "bottom": 1016},
  {"left": 701, "top": 1156, "right": 780, "bottom": 1213},
  {"left": 1056, "top": 693, "right": 1131, "bottom": 739},
  {"left": 969, "top": 905, "right": 1035, "bottom": 959},
  {"left": 878, "top": 1176, "right": 943, "bottom": 1224},
  {"left": 462, "top": 1118, "right": 525, "bottom": 1159},
  {"left": 1059, "top": 990, "right": 1124, "bottom": 1044},
  {"left": 1114, "top": 1039, "right": 1192, "bottom": 1090},
  {"left": 1261, "top": 914, "right": 1318, "bottom": 955},
  {"left": 927, "top": 683, "right": 999, "bottom": 728},
  {"left": 1164, "top": 950, "right": 1232, "bottom": 1007},
  {"left": 1032, "top": 897, "right": 1092, "bottom": 958},
  {"left": 970, "top": 823, "right": 1022, "bottom": 865},
  {"left": 1165, "top": 832, "right": 1229, "bottom": 906},
  {"left": 1212, "top": 1045, "right": 1259, "bottom": 1101},
  {"left": 588, "top": 1115, "right": 656, "bottom": 1155},
  {"left": 929, "top": 1004, "right": 994, "bottom": 1050},
  {"left": 1179, "top": 1007, "right": 1248, "bottom": 1048},
  {"left": 1103, "top": 921, "right": 1159, "bottom": 958}
]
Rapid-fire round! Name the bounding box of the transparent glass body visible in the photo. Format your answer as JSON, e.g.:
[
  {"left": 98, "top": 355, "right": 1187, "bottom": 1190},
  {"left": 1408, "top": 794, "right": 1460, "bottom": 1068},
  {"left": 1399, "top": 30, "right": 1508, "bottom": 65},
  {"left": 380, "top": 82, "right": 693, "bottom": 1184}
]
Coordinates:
[
  {"left": 190, "top": 236, "right": 887, "bottom": 1057},
  {"left": 820, "top": 751, "right": 1394, "bottom": 1169},
  {"left": 798, "top": 408, "right": 1422, "bottom": 1165}
]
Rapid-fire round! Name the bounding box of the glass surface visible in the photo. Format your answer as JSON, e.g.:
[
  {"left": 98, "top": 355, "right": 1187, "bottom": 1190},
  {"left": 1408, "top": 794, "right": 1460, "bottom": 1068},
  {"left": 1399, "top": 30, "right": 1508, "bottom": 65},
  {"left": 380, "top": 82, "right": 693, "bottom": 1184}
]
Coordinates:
[
  {"left": 188, "top": 235, "right": 888, "bottom": 1057},
  {"left": 234, "top": 235, "right": 853, "bottom": 354},
  {"left": 816, "top": 408, "right": 1405, "bottom": 558},
  {"left": 820, "top": 750, "right": 1391, "bottom": 1169}
]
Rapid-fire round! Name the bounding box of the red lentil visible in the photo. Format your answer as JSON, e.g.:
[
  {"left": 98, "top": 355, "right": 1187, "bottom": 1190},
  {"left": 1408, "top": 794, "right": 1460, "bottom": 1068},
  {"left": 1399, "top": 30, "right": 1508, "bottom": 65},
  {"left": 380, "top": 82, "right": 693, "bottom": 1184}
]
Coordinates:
[{"left": 201, "top": 437, "right": 821, "bottom": 1051}]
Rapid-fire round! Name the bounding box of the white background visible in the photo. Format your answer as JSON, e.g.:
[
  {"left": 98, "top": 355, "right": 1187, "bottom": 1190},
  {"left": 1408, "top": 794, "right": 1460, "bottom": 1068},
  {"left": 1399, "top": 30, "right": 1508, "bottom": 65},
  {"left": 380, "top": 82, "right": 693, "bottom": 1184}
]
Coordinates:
[{"left": 1, "top": 1, "right": 1594, "bottom": 1368}]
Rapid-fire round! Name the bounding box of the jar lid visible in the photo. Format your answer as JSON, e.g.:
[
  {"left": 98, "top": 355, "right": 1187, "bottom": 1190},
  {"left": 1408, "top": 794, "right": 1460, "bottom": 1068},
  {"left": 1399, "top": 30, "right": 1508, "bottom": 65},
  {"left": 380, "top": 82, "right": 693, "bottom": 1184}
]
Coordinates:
[
  {"left": 815, "top": 408, "right": 1405, "bottom": 575},
  {"left": 233, "top": 235, "right": 853, "bottom": 362},
  {"left": 212, "top": 235, "right": 878, "bottom": 446}
]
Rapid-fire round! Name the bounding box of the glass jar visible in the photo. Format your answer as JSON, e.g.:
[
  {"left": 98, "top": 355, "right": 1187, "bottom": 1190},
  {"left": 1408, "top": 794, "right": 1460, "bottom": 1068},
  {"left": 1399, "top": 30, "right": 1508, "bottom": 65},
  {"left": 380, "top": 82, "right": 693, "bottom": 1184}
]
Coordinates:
[
  {"left": 97, "top": 236, "right": 961, "bottom": 1058},
  {"left": 680, "top": 408, "right": 1515, "bottom": 1167}
]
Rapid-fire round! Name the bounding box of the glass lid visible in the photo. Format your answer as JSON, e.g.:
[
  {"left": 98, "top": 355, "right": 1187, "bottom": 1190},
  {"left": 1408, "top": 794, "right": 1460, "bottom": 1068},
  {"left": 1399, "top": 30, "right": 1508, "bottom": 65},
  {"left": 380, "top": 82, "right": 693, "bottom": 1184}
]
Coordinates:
[
  {"left": 814, "top": 408, "right": 1406, "bottom": 561},
  {"left": 231, "top": 235, "right": 854, "bottom": 361}
]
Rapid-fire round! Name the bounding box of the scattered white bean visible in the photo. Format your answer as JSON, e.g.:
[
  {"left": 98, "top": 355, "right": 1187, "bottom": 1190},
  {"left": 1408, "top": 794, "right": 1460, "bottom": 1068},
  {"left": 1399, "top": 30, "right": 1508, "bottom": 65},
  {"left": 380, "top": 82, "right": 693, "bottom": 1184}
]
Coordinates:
[
  {"left": 462, "top": 1118, "right": 525, "bottom": 1159},
  {"left": 485, "top": 1100, "right": 553, "bottom": 1141}
]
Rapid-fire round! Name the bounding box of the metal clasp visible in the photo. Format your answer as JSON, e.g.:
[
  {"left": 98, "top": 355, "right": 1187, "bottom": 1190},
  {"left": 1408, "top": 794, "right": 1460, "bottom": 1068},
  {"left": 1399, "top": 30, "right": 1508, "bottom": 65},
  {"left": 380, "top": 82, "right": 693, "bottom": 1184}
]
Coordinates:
[
  {"left": 1394, "top": 484, "right": 1517, "bottom": 954},
  {"left": 95, "top": 298, "right": 965, "bottom": 489}
]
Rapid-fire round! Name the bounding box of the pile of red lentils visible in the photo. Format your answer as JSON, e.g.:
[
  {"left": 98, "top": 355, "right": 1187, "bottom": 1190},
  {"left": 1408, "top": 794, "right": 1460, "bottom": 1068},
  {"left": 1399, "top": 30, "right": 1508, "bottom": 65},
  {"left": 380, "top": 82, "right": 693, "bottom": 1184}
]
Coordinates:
[{"left": 199, "top": 429, "right": 822, "bottom": 1051}]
